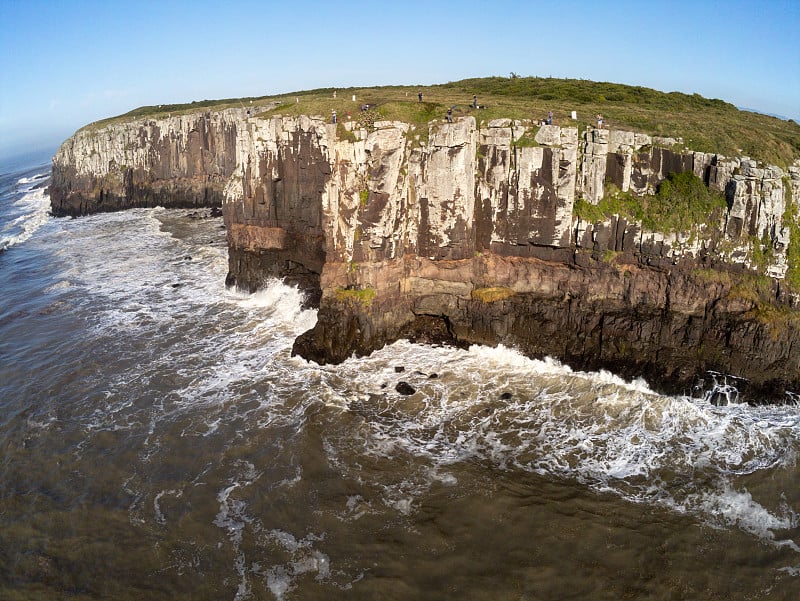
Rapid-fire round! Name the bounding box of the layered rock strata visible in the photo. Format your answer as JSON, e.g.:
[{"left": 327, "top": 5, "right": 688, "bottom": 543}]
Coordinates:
[
  {"left": 50, "top": 109, "right": 244, "bottom": 216},
  {"left": 51, "top": 110, "right": 800, "bottom": 401}
]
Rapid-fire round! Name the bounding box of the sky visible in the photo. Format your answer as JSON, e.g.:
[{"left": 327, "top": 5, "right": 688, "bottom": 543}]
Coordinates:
[{"left": 1, "top": 0, "right": 798, "bottom": 159}]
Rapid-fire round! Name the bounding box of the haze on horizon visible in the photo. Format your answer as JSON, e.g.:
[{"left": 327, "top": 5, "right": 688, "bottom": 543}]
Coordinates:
[{"left": 1, "top": 0, "right": 798, "bottom": 160}]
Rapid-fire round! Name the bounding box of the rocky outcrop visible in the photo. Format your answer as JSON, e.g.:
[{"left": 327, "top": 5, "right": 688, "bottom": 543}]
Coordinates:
[
  {"left": 50, "top": 109, "right": 246, "bottom": 216},
  {"left": 50, "top": 109, "right": 800, "bottom": 402}
]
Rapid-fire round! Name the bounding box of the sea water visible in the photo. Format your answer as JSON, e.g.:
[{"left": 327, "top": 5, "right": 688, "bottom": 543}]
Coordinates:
[{"left": 1, "top": 150, "right": 798, "bottom": 600}]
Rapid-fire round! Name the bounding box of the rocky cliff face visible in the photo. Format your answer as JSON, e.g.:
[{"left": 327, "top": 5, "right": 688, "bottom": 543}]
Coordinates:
[
  {"left": 51, "top": 109, "right": 800, "bottom": 402},
  {"left": 50, "top": 109, "right": 244, "bottom": 216}
]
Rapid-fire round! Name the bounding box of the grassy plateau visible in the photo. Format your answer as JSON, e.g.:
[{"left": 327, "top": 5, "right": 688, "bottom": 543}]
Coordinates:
[{"left": 89, "top": 76, "right": 800, "bottom": 167}]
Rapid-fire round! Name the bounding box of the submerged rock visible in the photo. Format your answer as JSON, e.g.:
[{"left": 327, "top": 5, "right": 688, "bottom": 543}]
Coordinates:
[{"left": 395, "top": 382, "right": 416, "bottom": 396}]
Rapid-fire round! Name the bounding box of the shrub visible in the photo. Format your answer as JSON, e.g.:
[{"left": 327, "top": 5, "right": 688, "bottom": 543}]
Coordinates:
[{"left": 643, "top": 171, "right": 728, "bottom": 233}]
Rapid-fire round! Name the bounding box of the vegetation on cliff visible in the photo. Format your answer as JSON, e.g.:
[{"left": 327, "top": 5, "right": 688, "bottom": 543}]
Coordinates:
[
  {"left": 85, "top": 76, "right": 800, "bottom": 167},
  {"left": 574, "top": 171, "right": 729, "bottom": 234},
  {"left": 784, "top": 178, "right": 800, "bottom": 290}
]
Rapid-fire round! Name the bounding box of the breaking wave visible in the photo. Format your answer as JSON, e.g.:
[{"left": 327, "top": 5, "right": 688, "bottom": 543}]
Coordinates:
[{"left": 0, "top": 173, "right": 51, "bottom": 251}]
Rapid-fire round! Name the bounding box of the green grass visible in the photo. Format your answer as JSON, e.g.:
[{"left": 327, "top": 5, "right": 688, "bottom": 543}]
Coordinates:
[
  {"left": 83, "top": 77, "right": 800, "bottom": 167},
  {"left": 573, "top": 184, "right": 643, "bottom": 225},
  {"left": 512, "top": 125, "right": 541, "bottom": 148},
  {"left": 574, "top": 173, "right": 728, "bottom": 235},
  {"left": 333, "top": 286, "right": 376, "bottom": 306},
  {"left": 783, "top": 176, "right": 800, "bottom": 289},
  {"left": 443, "top": 78, "right": 800, "bottom": 166},
  {"left": 644, "top": 171, "right": 729, "bottom": 232}
]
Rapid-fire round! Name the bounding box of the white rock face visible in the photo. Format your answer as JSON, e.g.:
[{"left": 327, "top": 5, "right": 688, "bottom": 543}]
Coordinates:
[
  {"left": 581, "top": 128, "right": 610, "bottom": 202},
  {"left": 52, "top": 109, "right": 799, "bottom": 280},
  {"left": 54, "top": 108, "right": 247, "bottom": 178}
]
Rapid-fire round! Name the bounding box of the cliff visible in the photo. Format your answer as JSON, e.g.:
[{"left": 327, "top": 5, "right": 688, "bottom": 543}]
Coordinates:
[
  {"left": 50, "top": 109, "right": 243, "bottom": 215},
  {"left": 50, "top": 106, "right": 800, "bottom": 402}
]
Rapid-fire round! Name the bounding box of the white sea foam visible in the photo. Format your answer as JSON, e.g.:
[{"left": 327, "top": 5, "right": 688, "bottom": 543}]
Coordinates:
[
  {"left": 153, "top": 488, "right": 183, "bottom": 525},
  {"left": 310, "top": 339, "right": 800, "bottom": 553},
  {"left": 16, "top": 172, "right": 48, "bottom": 186},
  {"left": 0, "top": 187, "right": 51, "bottom": 251},
  {"left": 695, "top": 486, "right": 799, "bottom": 547},
  {"left": 214, "top": 470, "right": 261, "bottom": 601},
  {"left": 261, "top": 530, "right": 331, "bottom": 600}
]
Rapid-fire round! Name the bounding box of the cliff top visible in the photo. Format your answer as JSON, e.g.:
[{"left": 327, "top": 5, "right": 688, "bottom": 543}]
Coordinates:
[{"left": 84, "top": 77, "right": 800, "bottom": 168}]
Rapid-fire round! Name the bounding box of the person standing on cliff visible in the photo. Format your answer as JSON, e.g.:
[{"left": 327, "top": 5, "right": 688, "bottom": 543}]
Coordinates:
[
  {"left": 446, "top": 107, "right": 453, "bottom": 123},
  {"left": 596, "top": 114, "right": 603, "bottom": 128},
  {"left": 332, "top": 110, "right": 337, "bottom": 124},
  {"left": 418, "top": 92, "right": 423, "bottom": 103},
  {"left": 473, "top": 95, "right": 478, "bottom": 109}
]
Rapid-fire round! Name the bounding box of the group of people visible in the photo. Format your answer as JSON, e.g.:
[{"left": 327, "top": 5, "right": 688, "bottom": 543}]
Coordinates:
[
  {"left": 333, "top": 91, "right": 603, "bottom": 129},
  {"left": 439, "top": 93, "right": 482, "bottom": 123}
]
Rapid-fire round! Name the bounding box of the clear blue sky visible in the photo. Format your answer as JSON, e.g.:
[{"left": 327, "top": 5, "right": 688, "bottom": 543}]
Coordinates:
[{"left": 1, "top": 0, "right": 798, "bottom": 159}]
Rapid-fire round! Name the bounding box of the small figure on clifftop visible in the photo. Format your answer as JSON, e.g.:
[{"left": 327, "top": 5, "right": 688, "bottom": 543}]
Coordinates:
[
  {"left": 473, "top": 95, "right": 478, "bottom": 109},
  {"left": 418, "top": 92, "right": 423, "bottom": 103},
  {"left": 446, "top": 107, "right": 453, "bottom": 123},
  {"left": 332, "top": 110, "right": 337, "bottom": 124},
  {"left": 596, "top": 113, "right": 603, "bottom": 128},
  {"left": 547, "top": 110, "right": 553, "bottom": 125}
]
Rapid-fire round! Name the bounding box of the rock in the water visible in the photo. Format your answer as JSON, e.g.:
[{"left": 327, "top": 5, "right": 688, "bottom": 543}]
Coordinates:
[{"left": 395, "top": 381, "right": 416, "bottom": 395}]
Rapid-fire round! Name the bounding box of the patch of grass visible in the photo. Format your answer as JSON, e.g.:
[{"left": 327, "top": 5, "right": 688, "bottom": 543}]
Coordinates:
[
  {"left": 783, "top": 176, "right": 800, "bottom": 291},
  {"left": 602, "top": 249, "right": 619, "bottom": 263},
  {"left": 333, "top": 286, "right": 376, "bottom": 306},
  {"left": 573, "top": 183, "right": 643, "bottom": 224},
  {"left": 513, "top": 125, "right": 541, "bottom": 148},
  {"left": 472, "top": 286, "right": 515, "bottom": 302},
  {"left": 745, "top": 303, "right": 800, "bottom": 340},
  {"left": 573, "top": 197, "right": 607, "bottom": 223},
  {"left": 336, "top": 121, "right": 357, "bottom": 142},
  {"left": 693, "top": 268, "right": 733, "bottom": 284},
  {"left": 359, "top": 189, "right": 369, "bottom": 206},
  {"left": 750, "top": 234, "right": 775, "bottom": 271},
  {"left": 600, "top": 183, "right": 645, "bottom": 223},
  {"left": 729, "top": 273, "right": 774, "bottom": 304},
  {"left": 575, "top": 172, "right": 729, "bottom": 235},
  {"left": 642, "top": 171, "right": 728, "bottom": 233}
]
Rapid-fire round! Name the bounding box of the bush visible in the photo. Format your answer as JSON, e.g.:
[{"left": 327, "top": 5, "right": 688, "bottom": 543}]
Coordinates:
[{"left": 643, "top": 171, "right": 728, "bottom": 232}]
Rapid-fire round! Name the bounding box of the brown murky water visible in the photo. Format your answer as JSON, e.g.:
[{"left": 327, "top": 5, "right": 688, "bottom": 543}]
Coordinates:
[{"left": 1, "top": 197, "right": 798, "bottom": 600}]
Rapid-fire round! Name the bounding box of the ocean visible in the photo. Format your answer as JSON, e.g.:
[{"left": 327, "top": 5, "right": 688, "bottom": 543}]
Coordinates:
[{"left": 1, "top": 149, "right": 798, "bottom": 600}]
